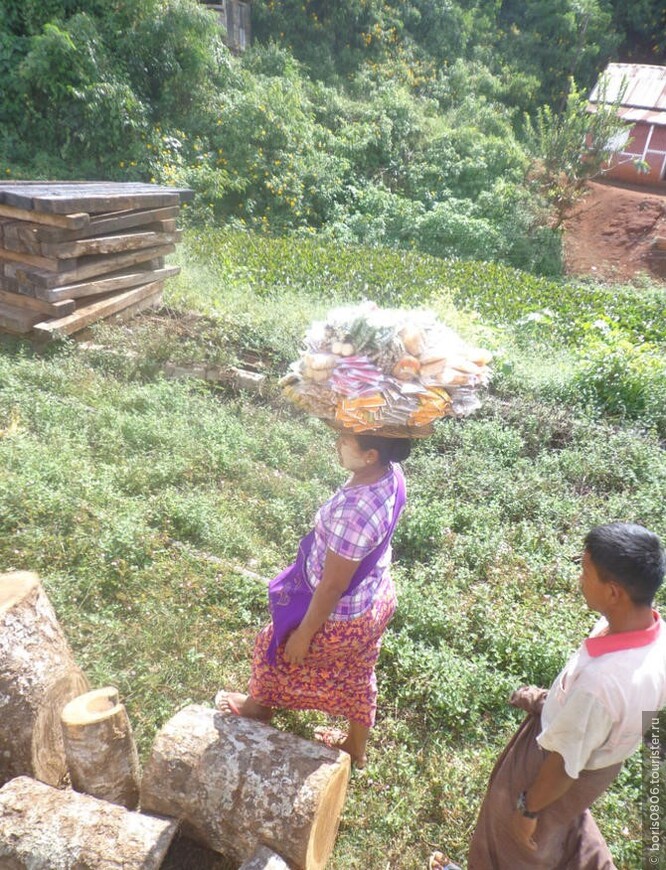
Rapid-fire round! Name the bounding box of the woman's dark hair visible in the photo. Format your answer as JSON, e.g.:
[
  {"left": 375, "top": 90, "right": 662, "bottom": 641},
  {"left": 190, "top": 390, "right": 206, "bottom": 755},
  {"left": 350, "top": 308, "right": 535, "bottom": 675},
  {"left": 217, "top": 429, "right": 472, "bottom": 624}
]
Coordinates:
[
  {"left": 584, "top": 522, "right": 665, "bottom": 607},
  {"left": 356, "top": 434, "right": 411, "bottom": 465}
]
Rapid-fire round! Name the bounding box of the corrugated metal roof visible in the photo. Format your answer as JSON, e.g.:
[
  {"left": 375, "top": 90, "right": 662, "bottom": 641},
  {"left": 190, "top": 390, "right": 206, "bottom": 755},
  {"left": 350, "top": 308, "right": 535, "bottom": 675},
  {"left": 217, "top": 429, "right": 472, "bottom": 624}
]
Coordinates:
[
  {"left": 586, "top": 104, "right": 666, "bottom": 125},
  {"left": 618, "top": 106, "right": 666, "bottom": 126},
  {"left": 589, "top": 63, "right": 666, "bottom": 111}
]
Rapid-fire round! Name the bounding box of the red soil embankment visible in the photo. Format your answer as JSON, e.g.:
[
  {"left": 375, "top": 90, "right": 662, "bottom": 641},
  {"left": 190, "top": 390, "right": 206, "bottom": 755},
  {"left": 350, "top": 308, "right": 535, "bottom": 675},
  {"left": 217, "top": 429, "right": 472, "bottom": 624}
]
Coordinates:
[{"left": 562, "top": 180, "right": 666, "bottom": 283}]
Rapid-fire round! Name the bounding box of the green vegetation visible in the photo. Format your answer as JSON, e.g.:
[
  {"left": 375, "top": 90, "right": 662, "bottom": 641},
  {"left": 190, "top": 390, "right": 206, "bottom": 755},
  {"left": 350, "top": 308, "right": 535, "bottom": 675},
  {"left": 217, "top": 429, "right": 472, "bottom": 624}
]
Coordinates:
[
  {"left": 1, "top": 231, "right": 665, "bottom": 867},
  {"left": 0, "top": 0, "right": 648, "bottom": 275}
]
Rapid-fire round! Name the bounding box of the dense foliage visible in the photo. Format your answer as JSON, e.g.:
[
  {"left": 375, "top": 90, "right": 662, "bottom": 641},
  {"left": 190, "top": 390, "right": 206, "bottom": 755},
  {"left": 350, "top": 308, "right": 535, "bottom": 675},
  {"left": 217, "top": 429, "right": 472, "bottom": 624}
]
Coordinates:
[
  {"left": 1, "top": 231, "right": 664, "bottom": 867},
  {"left": 0, "top": 0, "right": 657, "bottom": 275}
]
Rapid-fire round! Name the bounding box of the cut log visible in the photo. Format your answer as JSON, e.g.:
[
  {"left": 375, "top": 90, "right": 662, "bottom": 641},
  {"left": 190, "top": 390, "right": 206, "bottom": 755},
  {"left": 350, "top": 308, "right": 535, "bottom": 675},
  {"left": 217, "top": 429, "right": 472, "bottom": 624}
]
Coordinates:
[
  {"left": 57, "top": 289, "right": 165, "bottom": 344},
  {"left": 0, "top": 776, "right": 178, "bottom": 869},
  {"left": 1, "top": 236, "right": 178, "bottom": 279},
  {"left": 0, "top": 571, "right": 90, "bottom": 787},
  {"left": 140, "top": 704, "right": 351, "bottom": 870},
  {"left": 239, "top": 846, "right": 290, "bottom": 869},
  {"left": 61, "top": 686, "right": 141, "bottom": 809}
]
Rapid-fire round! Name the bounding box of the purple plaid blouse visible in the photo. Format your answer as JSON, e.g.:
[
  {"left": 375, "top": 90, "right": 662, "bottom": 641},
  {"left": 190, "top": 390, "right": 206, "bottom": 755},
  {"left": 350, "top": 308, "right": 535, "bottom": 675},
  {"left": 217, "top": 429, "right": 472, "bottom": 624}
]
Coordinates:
[{"left": 305, "top": 464, "right": 402, "bottom": 621}]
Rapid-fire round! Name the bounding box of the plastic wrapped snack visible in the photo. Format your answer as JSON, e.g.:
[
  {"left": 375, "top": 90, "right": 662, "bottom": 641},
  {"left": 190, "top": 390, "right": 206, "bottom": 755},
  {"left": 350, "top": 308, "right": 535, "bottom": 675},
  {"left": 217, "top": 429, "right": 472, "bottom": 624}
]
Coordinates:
[{"left": 280, "top": 301, "right": 492, "bottom": 436}]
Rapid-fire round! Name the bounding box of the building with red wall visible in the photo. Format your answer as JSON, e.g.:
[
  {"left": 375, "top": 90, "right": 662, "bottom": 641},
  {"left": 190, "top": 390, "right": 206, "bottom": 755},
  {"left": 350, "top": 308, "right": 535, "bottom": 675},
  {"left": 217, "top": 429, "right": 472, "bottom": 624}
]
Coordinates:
[{"left": 589, "top": 63, "right": 666, "bottom": 187}]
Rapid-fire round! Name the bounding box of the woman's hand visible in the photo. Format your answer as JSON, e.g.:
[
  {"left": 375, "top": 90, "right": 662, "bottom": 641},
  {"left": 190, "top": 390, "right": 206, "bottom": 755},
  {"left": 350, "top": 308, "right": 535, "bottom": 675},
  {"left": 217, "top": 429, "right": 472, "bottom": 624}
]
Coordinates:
[
  {"left": 284, "top": 627, "right": 313, "bottom": 665},
  {"left": 290, "top": 549, "right": 360, "bottom": 656}
]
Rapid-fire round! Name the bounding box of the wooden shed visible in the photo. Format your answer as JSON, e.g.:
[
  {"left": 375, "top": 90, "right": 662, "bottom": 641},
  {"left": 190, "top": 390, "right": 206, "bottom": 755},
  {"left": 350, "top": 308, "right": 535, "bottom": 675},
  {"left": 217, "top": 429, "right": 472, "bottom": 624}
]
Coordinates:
[
  {"left": 589, "top": 63, "right": 666, "bottom": 187},
  {"left": 201, "top": 0, "right": 251, "bottom": 53}
]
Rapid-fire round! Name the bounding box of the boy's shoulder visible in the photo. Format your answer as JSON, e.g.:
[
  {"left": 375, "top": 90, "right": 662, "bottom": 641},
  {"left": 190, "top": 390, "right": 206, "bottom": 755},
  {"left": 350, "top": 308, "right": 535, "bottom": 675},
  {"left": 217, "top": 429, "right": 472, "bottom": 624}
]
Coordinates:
[{"left": 576, "top": 616, "right": 666, "bottom": 697}]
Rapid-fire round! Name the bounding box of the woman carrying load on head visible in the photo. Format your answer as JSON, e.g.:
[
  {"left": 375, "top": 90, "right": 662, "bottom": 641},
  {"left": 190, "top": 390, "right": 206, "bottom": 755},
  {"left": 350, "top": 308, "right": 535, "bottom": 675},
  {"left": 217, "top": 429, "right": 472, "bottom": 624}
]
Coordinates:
[{"left": 216, "top": 430, "right": 409, "bottom": 768}]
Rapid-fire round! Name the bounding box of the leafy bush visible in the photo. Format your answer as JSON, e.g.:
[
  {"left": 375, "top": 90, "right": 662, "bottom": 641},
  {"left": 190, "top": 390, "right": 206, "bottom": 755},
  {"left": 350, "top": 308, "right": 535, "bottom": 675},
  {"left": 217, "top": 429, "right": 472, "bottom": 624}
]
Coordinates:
[
  {"left": 382, "top": 629, "right": 516, "bottom": 735},
  {"left": 568, "top": 330, "right": 666, "bottom": 435},
  {"left": 12, "top": 14, "right": 151, "bottom": 174},
  {"left": 180, "top": 229, "right": 666, "bottom": 351},
  {"left": 121, "top": 0, "right": 232, "bottom": 128}
]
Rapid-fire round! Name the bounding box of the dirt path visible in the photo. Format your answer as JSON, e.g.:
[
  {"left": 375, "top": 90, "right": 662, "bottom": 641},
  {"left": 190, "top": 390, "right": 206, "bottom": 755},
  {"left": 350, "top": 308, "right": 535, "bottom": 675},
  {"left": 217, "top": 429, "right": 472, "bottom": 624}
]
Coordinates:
[{"left": 562, "top": 180, "right": 666, "bottom": 283}]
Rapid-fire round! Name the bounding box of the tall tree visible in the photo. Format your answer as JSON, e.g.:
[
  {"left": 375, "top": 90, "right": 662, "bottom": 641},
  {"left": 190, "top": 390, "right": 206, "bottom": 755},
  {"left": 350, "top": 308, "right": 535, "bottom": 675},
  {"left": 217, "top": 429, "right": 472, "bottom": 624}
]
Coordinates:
[
  {"left": 525, "top": 77, "right": 631, "bottom": 228},
  {"left": 498, "top": 0, "right": 619, "bottom": 106}
]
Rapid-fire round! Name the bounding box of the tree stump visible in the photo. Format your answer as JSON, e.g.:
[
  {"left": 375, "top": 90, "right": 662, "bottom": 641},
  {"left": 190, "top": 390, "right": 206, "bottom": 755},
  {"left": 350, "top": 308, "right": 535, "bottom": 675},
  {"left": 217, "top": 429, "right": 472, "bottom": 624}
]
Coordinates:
[
  {"left": 0, "top": 776, "right": 178, "bottom": 868},
  {"left": 0, "top": 571, "right": 89, "bottom": 787},
  {"left": 140, "top": 705, "right": 351, "bottom": 870},
  {"left": 61, "top": 686, "right": 141, "bottom": 809},
  {"left": 239, "top": 846, "right": 290, "bottom": 869}
]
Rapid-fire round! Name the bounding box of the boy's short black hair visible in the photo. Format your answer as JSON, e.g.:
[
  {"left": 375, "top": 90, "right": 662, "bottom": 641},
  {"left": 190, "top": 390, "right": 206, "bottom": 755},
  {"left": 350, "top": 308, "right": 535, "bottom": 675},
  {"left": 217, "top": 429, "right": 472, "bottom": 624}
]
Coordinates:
[{"left": 584, "top": 522, "right": 665, "bottom": 607}]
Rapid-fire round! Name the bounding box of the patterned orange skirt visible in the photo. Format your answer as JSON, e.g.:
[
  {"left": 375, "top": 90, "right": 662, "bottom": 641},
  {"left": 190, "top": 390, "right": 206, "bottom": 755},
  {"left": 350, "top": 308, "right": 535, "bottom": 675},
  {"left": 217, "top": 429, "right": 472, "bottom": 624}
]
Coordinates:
[{"left": 249, "top": 584, "right": 396, "bottom": 728}]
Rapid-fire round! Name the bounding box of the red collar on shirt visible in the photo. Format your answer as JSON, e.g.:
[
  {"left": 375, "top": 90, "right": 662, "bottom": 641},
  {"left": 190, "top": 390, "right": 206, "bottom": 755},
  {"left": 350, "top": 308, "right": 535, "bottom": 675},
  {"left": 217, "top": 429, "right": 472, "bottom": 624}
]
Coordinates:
[{"left": 585, "top": 609, "right": 662, "bottom": 658}]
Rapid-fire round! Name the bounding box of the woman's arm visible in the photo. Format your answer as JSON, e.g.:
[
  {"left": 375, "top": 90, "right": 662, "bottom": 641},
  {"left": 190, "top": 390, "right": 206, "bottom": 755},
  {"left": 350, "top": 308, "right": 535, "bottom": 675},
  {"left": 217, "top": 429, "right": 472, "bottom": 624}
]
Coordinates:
[{"left": 283, "top": 549, "right": 359, "bottom": 665}]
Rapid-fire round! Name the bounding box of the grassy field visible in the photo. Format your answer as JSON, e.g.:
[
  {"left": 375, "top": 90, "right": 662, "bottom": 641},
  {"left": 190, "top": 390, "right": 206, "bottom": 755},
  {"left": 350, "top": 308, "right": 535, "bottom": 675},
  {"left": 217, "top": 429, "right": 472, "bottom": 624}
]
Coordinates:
[{"left": 1, "top": 229, "right": 665, "bottom": 867}]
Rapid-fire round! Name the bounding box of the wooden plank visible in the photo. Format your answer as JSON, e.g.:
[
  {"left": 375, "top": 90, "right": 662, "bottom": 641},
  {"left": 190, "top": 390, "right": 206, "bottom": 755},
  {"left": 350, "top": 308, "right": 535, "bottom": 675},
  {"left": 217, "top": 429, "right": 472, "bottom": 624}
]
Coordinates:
[
  {"left": 17, "top": 206, "right": 180, "bottom": 243},
  {"left": 103, "top": 289, "right": 164, "bottom": 326},
  {"left": 38, "top": 229, "right": 182, "bottom": 259},
  {"left": 0, "top": 302, "right": 40, "bottom": 334},
  {"left": 1, "top": 222, "right": 55, "bottom": 256},
  {"left": 0, "top": 288, "right": 74, "bottom": 317},
  {"left": 15, "top": 244, "right": 176, "bottom": 289},
  {"left": 34, "top": 265, "right": 180, "bottom": 302},
  {"left": 33, "top": 279, "right": 166, "bottom": 338},
  {"left": 0, "top": 183, "right": 190, "bottom": 214},
  {"left": 1, "top": 263, "right": 28, "bottom": 287},
  {"left": 1, "top": 217, "right": 179, "bottom": 252},
  {"left": 35, "top": 192, "right": 181, "bottom": 214},
  {"left": 0, "top": 274, "right": 20, "bottom": 294},
  {"left": 0, "top": 246, "right": 61, "bottom": 271},
  {"left": 0, "top": 227, "right": 180, "bottom": 260},
  {"left": 71, "top": 290, "right": 164, "bottom": 342},
  {"left": 0, "top": 203, "right": 89, "bottom": 229}
]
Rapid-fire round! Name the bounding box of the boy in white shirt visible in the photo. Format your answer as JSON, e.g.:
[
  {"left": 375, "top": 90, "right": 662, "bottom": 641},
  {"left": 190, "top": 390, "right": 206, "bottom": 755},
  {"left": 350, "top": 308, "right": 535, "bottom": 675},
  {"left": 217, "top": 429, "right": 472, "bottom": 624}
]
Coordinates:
[{"left": 463, "top": 522, "right": 666, "bottom": 869}]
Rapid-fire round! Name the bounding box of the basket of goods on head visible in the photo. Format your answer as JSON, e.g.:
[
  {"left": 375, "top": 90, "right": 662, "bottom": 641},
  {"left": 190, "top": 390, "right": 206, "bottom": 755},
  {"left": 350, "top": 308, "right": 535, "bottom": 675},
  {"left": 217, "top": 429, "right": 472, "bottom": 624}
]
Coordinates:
[{"left": 280, "top": 301, "right": 493, "bottom": 438}]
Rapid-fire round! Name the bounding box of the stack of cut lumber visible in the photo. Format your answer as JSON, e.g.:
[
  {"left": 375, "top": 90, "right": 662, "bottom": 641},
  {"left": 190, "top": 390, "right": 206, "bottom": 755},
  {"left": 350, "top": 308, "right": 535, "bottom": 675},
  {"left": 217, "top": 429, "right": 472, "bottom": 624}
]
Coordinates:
[{"left": 0, "top": 182, "right": 192, "bottom": 339}]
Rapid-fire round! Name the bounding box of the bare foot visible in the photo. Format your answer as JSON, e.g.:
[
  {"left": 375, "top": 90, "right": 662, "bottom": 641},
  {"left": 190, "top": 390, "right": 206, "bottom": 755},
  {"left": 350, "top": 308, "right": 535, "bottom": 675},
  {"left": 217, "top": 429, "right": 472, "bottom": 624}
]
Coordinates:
[
  {"left": 339, "top": 736, "right": 367, "bottom": 769},
  {"left": 314, "top": 726, "right": 367, "bottom": 768},
  {"left": 428, "top": 852, "right": 462, "bottom": 870},
  {"left": 214, "top": 691, "right": 273, "bottom": 721}
]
